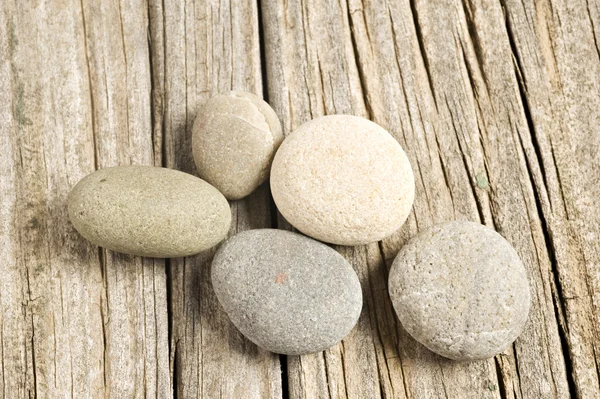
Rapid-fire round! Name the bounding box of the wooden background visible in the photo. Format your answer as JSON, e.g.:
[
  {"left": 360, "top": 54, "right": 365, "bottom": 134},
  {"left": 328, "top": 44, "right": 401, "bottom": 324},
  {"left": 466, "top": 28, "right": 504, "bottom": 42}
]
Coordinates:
[{"left": 1, "top": 0, "right": 599, "bottom": 397}]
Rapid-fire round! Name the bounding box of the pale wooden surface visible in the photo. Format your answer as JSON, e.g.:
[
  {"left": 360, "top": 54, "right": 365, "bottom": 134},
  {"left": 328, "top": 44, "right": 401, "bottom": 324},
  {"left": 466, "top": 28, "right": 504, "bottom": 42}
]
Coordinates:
[{"left": 0, "top": 0, "right": 598, "bottom": 398}]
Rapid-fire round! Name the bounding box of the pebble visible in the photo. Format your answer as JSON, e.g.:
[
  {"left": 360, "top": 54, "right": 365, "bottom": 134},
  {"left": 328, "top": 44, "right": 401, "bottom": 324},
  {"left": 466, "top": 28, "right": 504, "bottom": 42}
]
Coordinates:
[
  {"left": 192, "top": 91, "right": 283, "bottom": 200},
  {"left": 388, "top": 221, "right": 531, "bottom": 361},
  {"left": 211, "top": 229, "right": 362, "bottom": 355},
  {"left": 68, "top": 166, "right": 231, "bottom": 258},
  {"left": 270, "top": 115, "right": 415, "bottom": 245}
]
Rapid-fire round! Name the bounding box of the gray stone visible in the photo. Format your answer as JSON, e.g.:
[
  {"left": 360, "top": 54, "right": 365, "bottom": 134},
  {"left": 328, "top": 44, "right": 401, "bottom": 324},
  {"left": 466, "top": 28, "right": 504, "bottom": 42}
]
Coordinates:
[
  {"left": 68, "top": 166, "right": 231, "bottom": 258},
  {"left": 270, "top": 115, "right": 415, "bottom": 245},
  {"left": 388, "top": 220, "right": 531, "bottom": 361},
  {"left": 211, "top": 229, "right": 362, "bottom": 355},
  {"left": 192, "top": 91, "right": 283, "bottom": 200}
]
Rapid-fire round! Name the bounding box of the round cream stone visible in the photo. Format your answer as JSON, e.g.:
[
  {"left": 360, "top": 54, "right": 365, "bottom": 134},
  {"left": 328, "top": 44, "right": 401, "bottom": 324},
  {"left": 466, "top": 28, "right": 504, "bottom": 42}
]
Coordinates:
[
  {"left": 270, "top": 115, "right": 415, "bottom": 245},
  {"left": 388, "top": 221, "right": 531, "bottom": 361},
  {"left": 192, "top": 91, "right": 283, "bottom": 200}
]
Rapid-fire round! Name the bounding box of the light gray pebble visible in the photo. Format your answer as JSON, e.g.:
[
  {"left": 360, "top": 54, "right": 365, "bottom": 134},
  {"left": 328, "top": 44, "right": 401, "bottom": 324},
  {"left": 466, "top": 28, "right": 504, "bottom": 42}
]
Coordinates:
[
  {"left": 68, "top": 166, "right": 231, "bottom": 258},
  {"left": 211, "top": 229, "right": 362, "bottom": 355},
  {"left": 192, "top": 91, "right": 283, "bottom": 200},
  {"left": 388, "top": 220, "right": 531, "bottom": 361}
]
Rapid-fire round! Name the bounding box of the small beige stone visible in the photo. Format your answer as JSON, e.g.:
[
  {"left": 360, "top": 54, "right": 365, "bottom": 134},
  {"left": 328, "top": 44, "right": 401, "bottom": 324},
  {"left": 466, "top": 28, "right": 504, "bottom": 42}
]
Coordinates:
[
  {"left": 68, "top": 166, "right": 231, "bottom": 258},
  {"left": 388, "top": 221, "right": 531, "bottom": 361},
  {"left": 192, "top": 91, "right": 283, "bottom": 200},
  {"left": 270, "top": 115, "right": 415, "bottom": 245}
]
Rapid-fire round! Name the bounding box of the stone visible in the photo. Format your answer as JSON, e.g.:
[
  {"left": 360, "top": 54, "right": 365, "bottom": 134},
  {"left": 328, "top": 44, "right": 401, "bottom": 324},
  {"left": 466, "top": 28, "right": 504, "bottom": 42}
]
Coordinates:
[
  {"left": 388, "top": 220, "right": 531, "bottom": 361},
  {"left": 192, "top": 91, "right": 283, "bottom": 200},
  {"left": 211, "top": 229, "right": 362, "bottom": 355},
  {"left": 68, "top": 166, "right": 231, "bottom": 258},
  {"left": 270, "top": 115, "right": 415, "bottom": 245}
]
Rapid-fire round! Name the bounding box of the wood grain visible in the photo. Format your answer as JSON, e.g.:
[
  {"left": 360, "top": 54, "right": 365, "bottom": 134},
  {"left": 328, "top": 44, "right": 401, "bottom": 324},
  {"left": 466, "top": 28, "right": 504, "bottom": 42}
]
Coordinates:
[{"left": 0, "top": 0, "right": 598, "bottom": 397}]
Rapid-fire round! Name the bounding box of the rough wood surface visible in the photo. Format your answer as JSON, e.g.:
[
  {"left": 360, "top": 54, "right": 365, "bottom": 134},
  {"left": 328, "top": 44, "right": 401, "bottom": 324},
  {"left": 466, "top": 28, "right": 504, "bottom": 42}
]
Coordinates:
[
  {"left": 1, "top": 1, "right": 169, "bottom": 397},
  {"left": 0, "top": 0, "right": 598, "bottom": 398}
]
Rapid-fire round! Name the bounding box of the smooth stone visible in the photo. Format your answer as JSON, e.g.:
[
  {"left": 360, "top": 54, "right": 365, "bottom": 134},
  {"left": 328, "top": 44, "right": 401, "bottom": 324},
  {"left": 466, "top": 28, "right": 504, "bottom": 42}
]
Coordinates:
[
  {"left": 211, "top": 229, "right": 362, "bottom": 355},
  {"left": 68, "top": 166, "right": 231, "bottom": 258},
  {"left": 192, "top": 91, "right": 283, "bottom": 200},
  {"left": 270, "top": 115, "right": 415, "bottom": 245},
  {"left": 388, "top": 221, "right": 531, "bottom": 361}
]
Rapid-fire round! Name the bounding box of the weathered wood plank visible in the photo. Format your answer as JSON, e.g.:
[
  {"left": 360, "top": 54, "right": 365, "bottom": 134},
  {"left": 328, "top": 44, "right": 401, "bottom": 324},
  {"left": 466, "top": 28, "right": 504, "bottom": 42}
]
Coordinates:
[
  {"left": 348, "top": 1, "right": 575, "bottom": 397},
  {"left": 0, "top": 0, "right": 170, "bottom": 398},
  {"left": 263, "top": 0, "right": 599, "bottom": 398},
  {"left": 500, "top": 0, "right": 600, "bottom": 396},
  {"left": 149, "top": 0, "right": 283, "bottom": 397},
  {"left": 81, "top": 0, "right": 171, "bottom": 396}
]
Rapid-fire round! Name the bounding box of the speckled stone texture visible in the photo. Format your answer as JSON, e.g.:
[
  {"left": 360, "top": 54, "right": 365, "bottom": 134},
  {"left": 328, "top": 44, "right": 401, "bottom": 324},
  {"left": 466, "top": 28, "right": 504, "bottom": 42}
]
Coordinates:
[
  {"left": 270, "top": 115, "right": 415, "bottom": 245},
  {"left": 211, "top": 229, "right": 362, "bottom": 355},
  {"left": 388, "top": 221, "right": 531, "bottom": 361},
  {"left": 192, "top": 91, "right": 283, "bottom": 200},
  {"left": 68, "top": 166, "right": 231, "bottom": 258}
]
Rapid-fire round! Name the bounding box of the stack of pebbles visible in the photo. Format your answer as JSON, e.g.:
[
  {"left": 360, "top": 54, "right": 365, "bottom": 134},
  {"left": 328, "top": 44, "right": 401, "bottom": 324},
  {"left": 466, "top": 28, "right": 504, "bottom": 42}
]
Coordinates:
[{"left": 69, "top": 91, "right": 530, "bottom": 359}]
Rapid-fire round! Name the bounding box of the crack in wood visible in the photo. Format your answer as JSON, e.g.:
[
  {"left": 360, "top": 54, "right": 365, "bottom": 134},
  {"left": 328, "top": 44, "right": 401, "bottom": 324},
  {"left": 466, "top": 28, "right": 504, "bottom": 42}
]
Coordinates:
[
  {"left": 512, "top": 344, "right": 525, "bottom": 398},
  {"left": 346, "top": 3, "right": 372, "bottom": 120},
  {"left": 409, "top": 0, "right": 437, "bottom": 110},
  {"left": 515, "top": 108, "right": 577, "bottom": 397},
  {"left": 79, "top": 0, "right": 98, "bottom": 172},
  {"left": 494, "top": 356, "right": 508, "bottom": 399}
]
